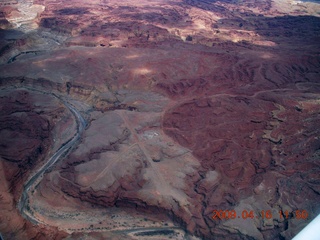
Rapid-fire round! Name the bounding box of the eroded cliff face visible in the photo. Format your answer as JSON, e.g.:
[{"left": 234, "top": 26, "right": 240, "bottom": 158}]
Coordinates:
[
  {"left": 163, "top": 92, "right": 320, "bottom": 239},
  {"left": 0, "top": 88, "right": 74, "bottom": 239},
  {"left": 0, "top": 0, "right": 319, "bottom": 239}
]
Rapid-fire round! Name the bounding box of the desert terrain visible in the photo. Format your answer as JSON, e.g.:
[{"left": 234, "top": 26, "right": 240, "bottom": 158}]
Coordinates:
[{"left": 0, "top": 0, "right": 319, "bottom": 239}]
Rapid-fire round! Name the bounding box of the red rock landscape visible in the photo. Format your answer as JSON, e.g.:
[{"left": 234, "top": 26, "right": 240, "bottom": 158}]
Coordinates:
[{"left": 0, "top": 0, "right": 319, "bottom": 239}]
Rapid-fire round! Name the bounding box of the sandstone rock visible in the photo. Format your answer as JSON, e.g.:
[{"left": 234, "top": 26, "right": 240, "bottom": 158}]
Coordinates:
[
  {"left": 0, "top": 88, "right": 73, "bottom": 239},
  {"left": 0, "top": 0, "right": 319, "bottom": 239}
]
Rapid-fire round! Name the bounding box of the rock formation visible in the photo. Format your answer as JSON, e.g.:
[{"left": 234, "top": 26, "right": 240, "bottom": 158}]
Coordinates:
[{"left": 0, "top": 0, "right": 319, "bottom": 239}]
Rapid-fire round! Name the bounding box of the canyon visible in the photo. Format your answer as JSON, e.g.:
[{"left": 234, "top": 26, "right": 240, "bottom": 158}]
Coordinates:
[{"left": 0, "top": 0, "right": 319, "bottom": 239}]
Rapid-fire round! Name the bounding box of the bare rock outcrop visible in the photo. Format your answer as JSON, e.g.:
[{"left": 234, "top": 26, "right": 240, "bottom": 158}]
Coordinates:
[
  {"left": 0, "top": 88, "right": 74, "bottom": 239},
  {"left": 0, "top": 0, "right": 319, "bottom": 239}
]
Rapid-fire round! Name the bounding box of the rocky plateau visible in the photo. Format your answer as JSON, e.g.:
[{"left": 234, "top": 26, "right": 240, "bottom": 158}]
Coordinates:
[{"left": 0, "top": 0, "right": 319, "bottom": 239}]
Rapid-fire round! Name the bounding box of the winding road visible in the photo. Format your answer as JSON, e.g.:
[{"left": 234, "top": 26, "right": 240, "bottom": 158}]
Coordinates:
[
  {"left": 3, "top": 88, "right": 188, "bottom": 239},
  {"left": 18, "top": 97, "right": 87, "bottom": 224}
]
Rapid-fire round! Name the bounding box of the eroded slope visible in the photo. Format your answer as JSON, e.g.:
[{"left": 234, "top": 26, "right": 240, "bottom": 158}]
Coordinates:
[{"left": 0, "top": 0, "right": 319, "bottom": 239}]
